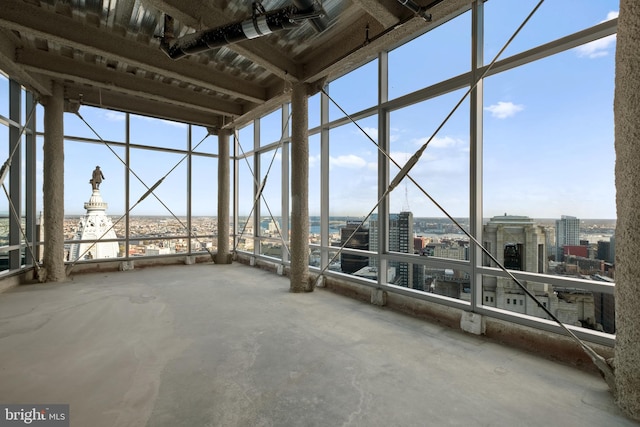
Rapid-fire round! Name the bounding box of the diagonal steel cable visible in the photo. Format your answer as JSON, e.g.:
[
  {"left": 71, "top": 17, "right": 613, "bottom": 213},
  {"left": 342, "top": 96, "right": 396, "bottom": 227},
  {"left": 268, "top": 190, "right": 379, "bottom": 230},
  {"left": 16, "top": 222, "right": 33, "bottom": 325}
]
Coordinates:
[{"left": 233, "top": 113, "right": 293, "bottom": 257}]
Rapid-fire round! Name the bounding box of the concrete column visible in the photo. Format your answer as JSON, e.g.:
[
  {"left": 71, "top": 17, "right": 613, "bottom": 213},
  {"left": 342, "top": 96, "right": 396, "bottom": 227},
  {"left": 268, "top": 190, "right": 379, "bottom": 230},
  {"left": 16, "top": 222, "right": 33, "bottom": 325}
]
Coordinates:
[
  {"left": 614, "top": 0, "right": 640, "bottom": 420},
  {"left": 290, "top": 83, "right": 311, "bottom": 292},
  {"left": 216, "top": 128, "right": 232, "bottom": 264},
  {"left": 42, "top": 81, "right": 65, "bottom": 282}
]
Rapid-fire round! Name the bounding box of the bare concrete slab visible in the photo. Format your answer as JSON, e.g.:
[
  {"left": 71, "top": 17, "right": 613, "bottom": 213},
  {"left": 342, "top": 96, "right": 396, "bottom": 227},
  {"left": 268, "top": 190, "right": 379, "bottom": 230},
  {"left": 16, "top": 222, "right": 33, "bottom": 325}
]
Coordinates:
[{"left": 0, "top": 263, "right": 636, "bottom": 427}]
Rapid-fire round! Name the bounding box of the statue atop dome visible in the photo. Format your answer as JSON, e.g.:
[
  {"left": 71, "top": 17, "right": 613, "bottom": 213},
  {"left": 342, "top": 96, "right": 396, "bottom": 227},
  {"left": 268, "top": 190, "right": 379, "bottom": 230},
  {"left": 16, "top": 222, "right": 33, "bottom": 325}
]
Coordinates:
[{"left": 90, "top": 166, "right": 105, "bottom": 190}]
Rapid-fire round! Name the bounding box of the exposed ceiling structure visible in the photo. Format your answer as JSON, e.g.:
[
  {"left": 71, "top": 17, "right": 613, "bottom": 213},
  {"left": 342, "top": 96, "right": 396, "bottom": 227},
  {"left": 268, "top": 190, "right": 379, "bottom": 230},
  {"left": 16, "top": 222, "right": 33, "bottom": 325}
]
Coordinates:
[{"left": 0, "top": 0, "right": 472, "bottom": 130}]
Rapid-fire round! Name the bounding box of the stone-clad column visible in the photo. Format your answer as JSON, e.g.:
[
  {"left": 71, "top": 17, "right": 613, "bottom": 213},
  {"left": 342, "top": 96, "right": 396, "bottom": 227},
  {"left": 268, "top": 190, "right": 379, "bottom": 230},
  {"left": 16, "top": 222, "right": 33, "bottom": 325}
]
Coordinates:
[
  {"left": 290, "top": 83, "right": 311, "bottom": 292},
  {"left": 614, "top": 0, "right": 640, "bottom": 420},
  {"left": 216, "top": 128, "right": 232, "bottom": 264},
  {"left": 42, "top": 81, "right": 65, "bottom": 282}
]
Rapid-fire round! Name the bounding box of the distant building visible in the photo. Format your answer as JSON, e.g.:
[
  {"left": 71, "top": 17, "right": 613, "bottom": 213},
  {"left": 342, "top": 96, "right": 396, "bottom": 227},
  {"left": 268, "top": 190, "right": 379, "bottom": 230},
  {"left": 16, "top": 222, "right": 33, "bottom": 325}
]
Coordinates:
[
  {"left": 597, "top": 240, "right": 615, "bottom": 264},
  {"left": 481, "top": 215, "right": 597, "bottom": 329},
  {"left": 592, "top": 274, "right": 616, "bottom": 333},
  {"left": 340, "top": 221, "right": 369, "bottom": 274},
  {"left": 414, "top": 236, "right": 429, "bottom": 254},
  {"left": 69, "top": 186, "right": 120, "bottom": 261},
  {"left": 145, "top": 246, "right": 172, "bottom": 256},
  {"left": 483, "top": 215, "right": 546, "bottom": 273},
  {"left": 369, "top": 212, "right": 414, "bottom": 288},
  {"left": 564, "top": 255, "right": 604, "bottom": 276},
  {"left": 564, "top": 245, "right": 588, "bottom": 258},
  {"left": 482, "top": 215, "right": 548, "bottom": 310},
  {"left": 428, "top": 240, "right": 468, "bottom": 261},
  {"left": 556, "top": 215, "right": 580, "bottom": 261},
  {"left": 609, "top": 235, "right": 616, "bottom": 263}
]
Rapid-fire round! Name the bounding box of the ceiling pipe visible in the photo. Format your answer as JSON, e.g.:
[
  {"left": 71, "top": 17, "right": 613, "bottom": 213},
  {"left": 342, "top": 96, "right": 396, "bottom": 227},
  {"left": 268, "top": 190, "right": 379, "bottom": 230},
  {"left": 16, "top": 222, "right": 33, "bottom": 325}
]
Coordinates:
[
  {"left": 292, "top": 0, "right": 327, "bottom": 33},
  {"left": 397, "top": 0, "right": 445, "bottom": 22},
  {"left": 160, "top": 4, "right": 325, "bottom": 60}
]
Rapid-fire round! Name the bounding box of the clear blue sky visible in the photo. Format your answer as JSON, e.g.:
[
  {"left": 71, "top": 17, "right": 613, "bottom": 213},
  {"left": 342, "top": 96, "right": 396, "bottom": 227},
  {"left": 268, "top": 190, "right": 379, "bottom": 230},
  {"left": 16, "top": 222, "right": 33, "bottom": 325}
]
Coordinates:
[{"left": 32, "top": 0, "right": 618, "bottom": 220}]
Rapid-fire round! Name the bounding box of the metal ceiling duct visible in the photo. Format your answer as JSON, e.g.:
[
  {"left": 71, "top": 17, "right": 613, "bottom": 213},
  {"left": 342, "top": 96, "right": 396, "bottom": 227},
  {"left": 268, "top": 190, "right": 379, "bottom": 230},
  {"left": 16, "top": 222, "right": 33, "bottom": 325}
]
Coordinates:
[{"left": 160, "top": 4, "right": 325, "bottom": 60}]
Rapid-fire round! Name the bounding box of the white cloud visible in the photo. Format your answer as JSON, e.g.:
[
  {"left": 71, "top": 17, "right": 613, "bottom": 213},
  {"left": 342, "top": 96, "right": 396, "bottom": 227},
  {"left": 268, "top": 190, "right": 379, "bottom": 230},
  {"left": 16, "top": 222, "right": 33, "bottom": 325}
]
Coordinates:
[
  {"left": 330, "top": 154, "right": 367, "bottom": 169},
  {"left": 603, "top": 11, "right": 619, "bottom": 22},
  {"left": 360, "top": 127, "right": 378, "bottom": 141},
  {"left": 418, "top": 135, "right": 465, "bottom": 149},
  {"left": 575, "top": 11, "right": 618, "bottom": 59},
  {"left": 576, "top": 34, "right": 616, "bottom": 59},
  {"left": 484, "top": 101, "right": 524, "bottom": 119},
  {"left": 105, "top": 111, "right": 125, "bottom": 121},
  {"left": 160, "top": 119, "right": 188, "bottom": 128},
  {"left": 132, "top": 115, "right": 187, "bottom": 128},
  {"left": 309, "top": 154, "right": 320, "bottom": 168},
  {"left": 389, "top": 151, "right": 414, "bottom": 168}
]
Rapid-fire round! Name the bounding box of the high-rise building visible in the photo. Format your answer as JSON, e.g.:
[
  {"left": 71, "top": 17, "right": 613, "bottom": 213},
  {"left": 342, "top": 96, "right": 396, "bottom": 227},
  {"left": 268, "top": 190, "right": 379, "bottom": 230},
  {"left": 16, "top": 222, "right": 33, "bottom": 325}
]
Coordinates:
[
  {"left": 340, "top": 220, "right": 369, "bottom": 274},
  {"left": 556, "top": 215, "right": 580, "bottom": 261},
  {"left": 598, "top": 240, "right": 615, "bottom": 264},
  {"left": 369, "top": 212, "right": 414, "bottom": 288},
  {"left": 69, "top": 173, "right": 120, "bottom": 261},
  {"left": 483, "top": 215, "right": 547, "bottom": 273},
  {"left": 482, "top": 215, "right": 596, "bottom": 328},
  {"left": 482, "top": 215, "right": 549, "bottom": 315}
]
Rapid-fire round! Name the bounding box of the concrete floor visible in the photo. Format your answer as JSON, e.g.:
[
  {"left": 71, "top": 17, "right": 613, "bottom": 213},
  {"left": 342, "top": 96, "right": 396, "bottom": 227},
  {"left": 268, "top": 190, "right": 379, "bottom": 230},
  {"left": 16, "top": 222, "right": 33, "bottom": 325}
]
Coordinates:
[{"left": 0, "top": 262, "right": 636, "bottom": 427}]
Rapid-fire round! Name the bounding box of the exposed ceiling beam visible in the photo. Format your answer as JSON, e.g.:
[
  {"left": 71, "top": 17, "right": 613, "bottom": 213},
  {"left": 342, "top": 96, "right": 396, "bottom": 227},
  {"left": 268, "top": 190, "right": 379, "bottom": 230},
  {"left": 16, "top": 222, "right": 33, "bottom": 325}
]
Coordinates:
[
  {"left": 0, "top": 0, "right": 267, "bottom": 104},
  {"left": 352, "top": 0, "right": 400, "bottom": 28},
  {"left": 16, "top": 48, "right": 244, "bottom": 117},
  {"left": 0, "top": 29, "right": 51, "bottom": 96},
  {"left": 63, "top": 85, "right": 224, "bottom": 129},
  {"left": 224, "top": 92, "right": 291, "bottom": 130},
  {"left": 231, "top": 42, "right": 302, "bottom": 83}
]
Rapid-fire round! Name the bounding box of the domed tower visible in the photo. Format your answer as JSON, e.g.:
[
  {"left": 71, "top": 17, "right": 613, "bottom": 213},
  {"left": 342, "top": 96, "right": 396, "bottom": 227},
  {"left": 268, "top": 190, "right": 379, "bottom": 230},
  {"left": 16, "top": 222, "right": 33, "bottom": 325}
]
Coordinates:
[{"left": 69, "top": 166, "right": 120, "bottom": 261}]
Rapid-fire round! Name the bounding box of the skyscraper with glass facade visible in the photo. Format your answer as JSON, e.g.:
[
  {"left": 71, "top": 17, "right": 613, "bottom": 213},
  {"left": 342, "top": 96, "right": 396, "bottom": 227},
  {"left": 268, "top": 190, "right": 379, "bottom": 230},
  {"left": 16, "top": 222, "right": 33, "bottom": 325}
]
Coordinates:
[{"left": 556, "top": 215, "right": 580, "bottom": 261}]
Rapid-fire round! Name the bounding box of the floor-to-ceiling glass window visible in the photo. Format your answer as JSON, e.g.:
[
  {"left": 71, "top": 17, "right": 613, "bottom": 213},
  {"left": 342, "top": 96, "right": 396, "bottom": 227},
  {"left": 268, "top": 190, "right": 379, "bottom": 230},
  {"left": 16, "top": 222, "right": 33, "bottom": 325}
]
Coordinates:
[
  {"left": 388, "top": 90, "right": 470, "bottom": 296},
  {"left": 0, "top": 76, "right": 37, "bottom": 272},
  {"left": 480, "top": 1, "right": 617, "bottom": 335},
  {"left": 191, "top": 125, "right": 218, "bottom": 254},
  {"left": 0, "top": 74, "right": 10, "bottom": 272},
  {"left": 42, "top": 106, "right": 221, "bottom": 264},
  {"left": 235, "top": 123, "right": 256, "bottom": 254}
]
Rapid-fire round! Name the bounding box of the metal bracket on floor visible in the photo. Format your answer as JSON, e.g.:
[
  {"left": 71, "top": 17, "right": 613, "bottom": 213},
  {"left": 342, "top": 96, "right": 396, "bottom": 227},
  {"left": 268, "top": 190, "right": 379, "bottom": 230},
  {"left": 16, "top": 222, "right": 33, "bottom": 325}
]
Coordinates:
[
  {"left": 461, "top": 312, "right": 485, "bottom": 335},
  {"left": 119, "top": 261, "right": 135, "bottom": 271},
  {"left": 371, "top": 289, "right": 387, "bottom": 306}
]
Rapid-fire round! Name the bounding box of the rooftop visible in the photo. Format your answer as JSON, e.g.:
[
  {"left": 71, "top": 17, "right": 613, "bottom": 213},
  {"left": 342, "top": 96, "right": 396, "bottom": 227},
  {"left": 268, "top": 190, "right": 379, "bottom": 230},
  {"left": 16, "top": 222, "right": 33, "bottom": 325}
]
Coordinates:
[{"left": 0, "top": 262, "right": 636, "bottom": 426}]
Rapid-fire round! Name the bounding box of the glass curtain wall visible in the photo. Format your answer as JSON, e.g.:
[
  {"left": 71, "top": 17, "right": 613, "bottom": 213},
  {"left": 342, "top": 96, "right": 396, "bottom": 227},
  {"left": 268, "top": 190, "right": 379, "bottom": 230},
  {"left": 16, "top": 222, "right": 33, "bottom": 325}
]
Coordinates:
[
  {"left": 0, "top": 74, "right": 37, "bottom": 274},
  {"left": 1, "top": 0, "right": 617, "bottom": 342},
  {"left": 237, "top": 1, "right": 617, "bottom": 342},
  {"left": 479, "top": 0, "right": 617, "bottom": 337},
  {"left": 39, "top": 105, "right": 219, "bottom": 264}
]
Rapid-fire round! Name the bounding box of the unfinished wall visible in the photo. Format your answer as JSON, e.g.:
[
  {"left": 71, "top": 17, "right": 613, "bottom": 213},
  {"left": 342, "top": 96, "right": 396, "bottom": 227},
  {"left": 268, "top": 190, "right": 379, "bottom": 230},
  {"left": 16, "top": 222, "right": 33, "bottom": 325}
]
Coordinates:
[{"left": 614, "top": 0, "right": 640, "bottom": 420}]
